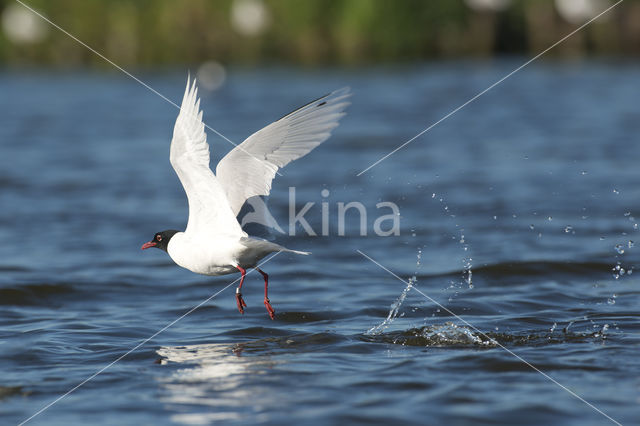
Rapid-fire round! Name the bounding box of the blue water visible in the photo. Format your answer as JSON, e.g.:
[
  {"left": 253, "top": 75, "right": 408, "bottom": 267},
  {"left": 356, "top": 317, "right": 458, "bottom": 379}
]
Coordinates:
[{"left": 1, "top": 61, "right": 639, "bottom": 425}]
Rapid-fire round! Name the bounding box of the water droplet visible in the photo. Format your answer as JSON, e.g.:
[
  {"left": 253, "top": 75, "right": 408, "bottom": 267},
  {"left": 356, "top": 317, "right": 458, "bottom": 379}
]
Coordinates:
[
  {"left": 612, "top": 263, "right": 623, "bottom": 279},
  {"left": 614, "top": 244, "right": 625, "bottom": 254},
  {"left": 580, "top": 171, "right": 587, "bottom": 175},
  {"left": 547, "top": 216, "right": 553, "bottom": 221},
  {"left": 564, "top": 225, "right": 573, "bottom": 233},
  {"left": 529, "top": 224, "right": 535, "bottom": 230},
  {"left": 613, "top": 189, "right": 620, "bottom": 194},
  {"left": 624, "top": 212, "right": 631, "bottom": 217},
  {"left": 628, "top": 240, "right": 634, "bottom": 248},
  {"left": 600, "top": 236, "right": 605, "bottom": 240},
  {"left": 493, "top": 215, "right": 497, "bottom": 220},
  {"left": 431, "top": 193, "right": 436, "bottom": 198},
  {"left": 550, "top": 322, "right": 557, "bottom": 333}
]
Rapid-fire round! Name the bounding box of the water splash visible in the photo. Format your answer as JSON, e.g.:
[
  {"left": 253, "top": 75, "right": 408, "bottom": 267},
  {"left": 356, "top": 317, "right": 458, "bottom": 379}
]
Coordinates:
[
  {"left": 611, "top": 226, "right": 634, "bottom": 279},
  {"left": 612, "top": 262, "right": 625, "bottom": 279},
  {"left": 433, "top": 193, "right": 475, "bottom": 301},
  {"left": 364, "top": 323, "right": 614, "bottom": 348},
  {"left": 460, "top": 229, "right": 473, "bottom": 289},
  {"left": 367, "top": 189, "right": 475, "bottom": 335},
  {"left": 594, "top": 323, "right": 609, "bottom": 340},
  {"left": 366, "top": 276, "right": 414, "bottom": 336},
  {"left": 416, "top": 322, "right": 497, "bottom": 347},
  {"left": 366, "top": 245, "right": 423, "bottom": 336},
  {"left": 366, "top": 322, "right": 498, "bottom": 347}
]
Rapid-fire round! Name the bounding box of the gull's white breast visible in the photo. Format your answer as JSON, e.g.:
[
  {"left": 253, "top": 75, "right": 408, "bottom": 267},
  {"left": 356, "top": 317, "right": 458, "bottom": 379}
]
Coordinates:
[{"left": 167, "top": 232, "right": 242, "bottom": 276}]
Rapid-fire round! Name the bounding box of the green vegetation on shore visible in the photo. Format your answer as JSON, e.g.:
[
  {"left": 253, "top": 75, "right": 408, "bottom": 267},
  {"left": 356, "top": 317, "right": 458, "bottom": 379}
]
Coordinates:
[{"left": 0, "top": 0, "right": 638, "bottom": 67}]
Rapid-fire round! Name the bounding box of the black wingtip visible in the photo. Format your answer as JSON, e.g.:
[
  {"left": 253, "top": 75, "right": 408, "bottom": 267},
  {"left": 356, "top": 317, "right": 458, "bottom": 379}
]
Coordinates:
[{"left": 276, "top": 87, "right": 352, "bottom": 122}]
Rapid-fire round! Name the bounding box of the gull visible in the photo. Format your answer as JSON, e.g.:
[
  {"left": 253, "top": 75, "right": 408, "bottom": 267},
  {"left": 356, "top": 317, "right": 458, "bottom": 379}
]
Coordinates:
[{"left": 142, "top": 77, "right": 350, "bottom": 319}]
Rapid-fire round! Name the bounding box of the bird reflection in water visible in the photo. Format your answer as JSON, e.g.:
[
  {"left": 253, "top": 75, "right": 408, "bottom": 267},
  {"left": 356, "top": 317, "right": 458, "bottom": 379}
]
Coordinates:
[{"left": 156, "top": 343, "right": 276, "bottom": 424}]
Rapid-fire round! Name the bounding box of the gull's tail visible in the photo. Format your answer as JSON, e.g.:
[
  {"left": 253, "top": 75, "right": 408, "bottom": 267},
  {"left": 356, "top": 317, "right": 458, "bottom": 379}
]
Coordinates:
[
  {"left": 282, "top": 248, "right": 311, "bottom": 255},
  {"left": 241, "top": 237, "right": 311, "bottom": 255}
]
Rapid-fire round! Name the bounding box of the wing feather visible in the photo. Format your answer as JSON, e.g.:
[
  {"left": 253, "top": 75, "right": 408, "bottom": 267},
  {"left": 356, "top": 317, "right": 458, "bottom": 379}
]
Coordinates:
[
  {"left": 216, "top": 88, "right": 351, "bottom": 216},
  {"left": 170, "top": 77, "right": 244, "bottom": 237}
]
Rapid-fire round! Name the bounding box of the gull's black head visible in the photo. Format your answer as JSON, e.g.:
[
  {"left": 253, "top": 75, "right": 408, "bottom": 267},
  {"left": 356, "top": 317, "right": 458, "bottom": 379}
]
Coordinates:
[{"left": 141, "top": 230, "right": 179, "bottom": 252}]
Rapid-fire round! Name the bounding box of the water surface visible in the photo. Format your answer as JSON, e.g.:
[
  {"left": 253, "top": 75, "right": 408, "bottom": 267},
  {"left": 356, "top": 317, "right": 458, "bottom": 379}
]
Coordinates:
[{"left": 1, "top": 61, "right": 639, "bottom": 425}]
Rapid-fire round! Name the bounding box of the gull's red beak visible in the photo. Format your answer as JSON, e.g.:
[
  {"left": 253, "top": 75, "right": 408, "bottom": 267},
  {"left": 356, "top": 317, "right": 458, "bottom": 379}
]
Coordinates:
[{"left": 141, "top": 241, "right": 157, "bottom": 250}]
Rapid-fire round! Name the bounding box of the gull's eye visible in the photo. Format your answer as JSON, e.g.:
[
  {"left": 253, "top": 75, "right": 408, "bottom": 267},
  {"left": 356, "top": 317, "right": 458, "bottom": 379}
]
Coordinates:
[{"left": 156, "top": 235, "right": 162, "bottom": 242}]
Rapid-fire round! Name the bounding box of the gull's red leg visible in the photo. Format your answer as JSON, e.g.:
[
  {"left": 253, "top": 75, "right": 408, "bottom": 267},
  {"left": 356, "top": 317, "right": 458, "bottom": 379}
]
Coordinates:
[
  {"left": 235, "top": 265, "right": 247, "bottom": 314},
  {"left": 257, "top": 268, "right": 275, "bottom": 320}
]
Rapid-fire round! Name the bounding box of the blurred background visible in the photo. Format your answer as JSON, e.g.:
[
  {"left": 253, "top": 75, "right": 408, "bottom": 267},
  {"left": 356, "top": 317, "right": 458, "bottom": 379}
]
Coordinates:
[
  {"left": 2, "top": 1, "right": 640, "bottom": 425},
  {"left": 1, "top": 0, "right": 639, "bottom": 69}
]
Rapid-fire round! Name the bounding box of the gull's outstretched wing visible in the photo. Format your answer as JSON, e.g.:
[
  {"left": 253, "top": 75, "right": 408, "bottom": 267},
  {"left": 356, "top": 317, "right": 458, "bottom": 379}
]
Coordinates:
[
  {"left": 170, "top": 77, "right": 244, "bottom": 237},
  {"left": 216, "top": 88, "right": 351, "bottom": 216}
]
